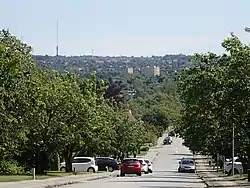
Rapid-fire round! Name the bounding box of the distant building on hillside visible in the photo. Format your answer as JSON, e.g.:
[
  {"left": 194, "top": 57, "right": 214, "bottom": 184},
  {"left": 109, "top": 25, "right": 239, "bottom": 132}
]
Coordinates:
[
  {"left": 127, "top": 67, "right": 134, "bottom": 74},
  {"left": 142, "top": 66, "right": 160, "bottom": 77},
  {"left": 123, "top": 67, "right": 134, "bottom": 75}
]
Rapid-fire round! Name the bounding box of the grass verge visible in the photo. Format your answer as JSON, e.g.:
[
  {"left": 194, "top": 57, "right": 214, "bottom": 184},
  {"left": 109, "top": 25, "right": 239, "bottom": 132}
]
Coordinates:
[{"left": 0, "top": 171, "right": 103, "bottom": 182}]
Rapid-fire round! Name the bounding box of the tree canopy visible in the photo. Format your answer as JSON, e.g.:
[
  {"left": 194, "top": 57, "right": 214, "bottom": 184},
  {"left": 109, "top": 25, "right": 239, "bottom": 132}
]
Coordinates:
[
  {"left": 0, "top": 30, "right": 181, "bottom": 175},
  {"left": 176, "top": 33, "right": 250, "bottom": 172}
]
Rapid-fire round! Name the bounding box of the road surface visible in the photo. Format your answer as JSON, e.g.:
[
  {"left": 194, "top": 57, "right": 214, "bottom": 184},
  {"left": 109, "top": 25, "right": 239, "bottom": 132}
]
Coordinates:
[{"left": 62, "top": 137, "right": 206, "bottom": 188}]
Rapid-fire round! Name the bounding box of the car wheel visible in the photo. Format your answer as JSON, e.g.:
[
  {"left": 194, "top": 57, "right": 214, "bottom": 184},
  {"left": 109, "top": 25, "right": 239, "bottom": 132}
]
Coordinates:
[
  {"left": 149, "top": 169, "right": 152, "bottom": 173},
  {"left": 145, "top": 170, "right": 149, "bottom": 174},
  {"left": 73, "top": 167, "right": 77, "bottom": 175},
  {"left": 60, "top": 167, "right": 66, "bottom": 172},
  {"left": 108, "top": 166, "right": 114, "bottom": 172},
  {"left": 137, "top": 172, "right": 142, "bottom": 176},
  {"left": 229, "top": 168, "right": 239, "bottom": 175},
  {"left": 87, "top": 167, "right": 95, "bottom": 173},
  {"left": 120, "top": 173, "right": 125, "bottom": 177}
]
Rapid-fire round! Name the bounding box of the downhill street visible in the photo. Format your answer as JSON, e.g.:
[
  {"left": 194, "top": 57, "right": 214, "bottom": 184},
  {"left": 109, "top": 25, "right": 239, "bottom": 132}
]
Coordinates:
[{"left": 63, "top": 137, "right": 206, "bottom": 188}]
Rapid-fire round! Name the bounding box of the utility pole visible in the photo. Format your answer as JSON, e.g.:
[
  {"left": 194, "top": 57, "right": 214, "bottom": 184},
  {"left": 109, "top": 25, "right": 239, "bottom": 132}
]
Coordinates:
[
  {"left": 20, "top": 31, "right": 23, "bottom": 41},
  {"left": 56, "top": 19, "right": 59, "bottom": 56},
  {"left": 232, "top": 124, "right": 235, "bottom": 176}
]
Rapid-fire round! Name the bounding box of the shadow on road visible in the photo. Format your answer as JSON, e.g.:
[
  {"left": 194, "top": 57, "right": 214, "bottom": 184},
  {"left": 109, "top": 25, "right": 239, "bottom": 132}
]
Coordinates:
[
  {"left": 202, "top": 183, "right": 250, "bottom": 187},
  {"left": 140, "top": 175, "right": 201, "bottom": 179},
  {"left": 170, "top": 153, "right": 193, "bottom": 156},
  {"left": 112, "top": 179, "right": 204, "bottom": 184},
  {"left": 153, "top": 170, "right": 196, "bottom": 175},
  {"left": 140, "top": 186, "right": 204, "bottom": 188}
]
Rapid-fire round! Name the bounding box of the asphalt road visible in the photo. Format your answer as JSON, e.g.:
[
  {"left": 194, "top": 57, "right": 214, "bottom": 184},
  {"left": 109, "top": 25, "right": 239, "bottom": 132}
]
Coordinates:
[{"left": 62, "top": 137, "right": 206, "bottom": 188}]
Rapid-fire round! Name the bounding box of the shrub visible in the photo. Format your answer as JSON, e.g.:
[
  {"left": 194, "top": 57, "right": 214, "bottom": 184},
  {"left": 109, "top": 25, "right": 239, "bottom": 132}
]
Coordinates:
[
  {"left": 140, "top": 146, "right": 149, "bottom": 152},
  {"left": 0, "top": 160, "right": 25, "bottom": 175}
]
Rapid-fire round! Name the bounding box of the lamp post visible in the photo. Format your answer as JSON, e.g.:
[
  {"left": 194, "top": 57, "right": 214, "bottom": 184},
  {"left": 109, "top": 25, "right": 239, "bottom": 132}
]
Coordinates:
[
  {"left": 244, "top": 27, "right": 250, "bottom": 33},
  {"left": 232, "top": 124, "right": 235, "bottom": 176}
]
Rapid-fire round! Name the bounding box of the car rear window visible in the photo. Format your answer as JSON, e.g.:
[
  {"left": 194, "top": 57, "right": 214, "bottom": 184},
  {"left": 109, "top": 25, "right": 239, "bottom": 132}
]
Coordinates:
[
  {"left": 145, "top": 160, "right": 149, "bottom": 163},
  {"left": 123, "top": 159, "right": 138, "bottom": 163},
  {"left": 182, "top": 160, "right": 194, "bottom": 164}
]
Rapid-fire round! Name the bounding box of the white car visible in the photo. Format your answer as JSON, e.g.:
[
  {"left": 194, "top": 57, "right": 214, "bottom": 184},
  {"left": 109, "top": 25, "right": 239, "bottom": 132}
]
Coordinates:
[
  {"left": 60, "top": 157, "right": 98, "bottom": 173},
  {"left": 138, "top": 158, "right": 149, "bottom": 174},
  {"left": 144, "top": 159, "right": 153, "bottom": 173},
  {"left": 225, "top": 157, "right": 243, "bottom": 175}
]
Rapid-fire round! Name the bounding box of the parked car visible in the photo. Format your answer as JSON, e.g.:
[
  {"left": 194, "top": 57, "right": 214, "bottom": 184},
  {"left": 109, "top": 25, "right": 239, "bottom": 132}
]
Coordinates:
[
  {"left": 120, "top": 158, "right": 142, "bottom": 176},
  {"left": 178, "top": 159, "right": 196, "bottom": 173},
  {"left": 138, "top": 158, "right": 149, "bottom": 174},
  {"left": 60, "top": 157, "right": 98, "bottom": 173},
  {"left": 144, "top": 159, "right": 153, "bottom": 173},
  {"left": 225, "top": 157, "right": 243, "bottom": 175},
  {"left": 163, "top": 136, "right": 172, "bottom": 145},
  {"left": 95, "top": 157, "right": 119, "bottom": 172}
]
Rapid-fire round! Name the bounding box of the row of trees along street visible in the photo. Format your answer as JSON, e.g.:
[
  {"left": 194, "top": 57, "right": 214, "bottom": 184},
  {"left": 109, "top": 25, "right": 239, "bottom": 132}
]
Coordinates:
[
  {"left": 176, "top": 33, "right": 250, "bottom": 174},
  {"left": 0, "top": 30, "right": 181, "bottom": 175}
]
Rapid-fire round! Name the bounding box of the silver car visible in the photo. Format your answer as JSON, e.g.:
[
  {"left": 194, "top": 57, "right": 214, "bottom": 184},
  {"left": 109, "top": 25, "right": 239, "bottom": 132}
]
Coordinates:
[{"left": 178, "top": 159, "right": 196, "bottom": 173}]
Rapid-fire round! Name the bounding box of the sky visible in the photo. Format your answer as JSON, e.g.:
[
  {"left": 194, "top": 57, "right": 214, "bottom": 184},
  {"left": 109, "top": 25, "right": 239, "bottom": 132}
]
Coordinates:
[{"left": 1, "top": 0, "right": 250, "bottom": 56}]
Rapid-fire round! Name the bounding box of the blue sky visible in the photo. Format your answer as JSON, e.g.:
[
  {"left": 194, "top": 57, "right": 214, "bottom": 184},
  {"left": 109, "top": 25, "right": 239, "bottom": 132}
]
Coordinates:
[{"left": 1, "top": 0, "right": 250, "bottom": 56}]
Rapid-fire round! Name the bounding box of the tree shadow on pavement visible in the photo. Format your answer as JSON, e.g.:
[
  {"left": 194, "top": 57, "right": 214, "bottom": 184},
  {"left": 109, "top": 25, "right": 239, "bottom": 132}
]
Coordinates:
[
  {"left": 170, "top": 153, "right": 193, "bottom": 156},
  {"left": 204, "top": 183, "right": 250, "bottom": 187},
  {"left": 140, "top": 175, "right": 201, "bottom": 179},
  {"left": 140, "top": 186, "right": 205, "bottom": 188},
  {"left": 112, "top": 179, "right": 204, "bottom": 184},
  {"left": 206, "top": 178, "right": 248, "bottom": 182}
]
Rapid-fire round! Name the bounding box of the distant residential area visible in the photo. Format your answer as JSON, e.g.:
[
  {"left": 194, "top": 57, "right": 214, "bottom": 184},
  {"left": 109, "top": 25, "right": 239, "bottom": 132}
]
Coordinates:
[{"left": 33, "top": 54, "right": 191, "bottom": 77}]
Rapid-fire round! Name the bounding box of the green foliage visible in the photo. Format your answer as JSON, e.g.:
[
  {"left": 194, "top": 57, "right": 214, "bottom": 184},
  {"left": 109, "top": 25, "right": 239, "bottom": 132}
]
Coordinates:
[
  {"left": 1, "top": 30, "right": 177, "bottom": 174},
  {"left": 177, "top": 33, "right": 250, "bottom": 171},
  {"left": 140, "top": 146, "right": 150, "bottom": 152},
  {"left": 0, "top": 160, "right": 25, "bottom": 175}
]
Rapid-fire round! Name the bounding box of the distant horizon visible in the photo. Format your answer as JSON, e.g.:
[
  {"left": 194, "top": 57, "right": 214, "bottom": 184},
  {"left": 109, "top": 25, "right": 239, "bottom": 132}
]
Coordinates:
[{"left": 32, "top": 52, "right": 192, "bottom": 58}]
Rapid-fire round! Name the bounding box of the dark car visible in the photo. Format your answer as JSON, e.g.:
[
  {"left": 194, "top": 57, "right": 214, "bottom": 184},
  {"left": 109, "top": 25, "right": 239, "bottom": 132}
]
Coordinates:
[
  {"left": 120, "top": 158, "right": 142, "bottom": 176},
  {"left": 163, "top": 136, "right": 172, "bottom": 145},
  {"left": 95, "top": 157, "right": 119, "bottom": 172}
]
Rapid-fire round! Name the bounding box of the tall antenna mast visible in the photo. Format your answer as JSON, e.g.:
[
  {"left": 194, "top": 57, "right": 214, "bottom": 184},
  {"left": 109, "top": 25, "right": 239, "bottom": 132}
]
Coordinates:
[
  {"left": 92, "top": 49, "right": 94, "bottom": 60},
  {"left": 20, "top": 31, "right": 23, "bottom": 41},
  {"left": 56, "top": 19, "right": 59, "bottom": 56}
]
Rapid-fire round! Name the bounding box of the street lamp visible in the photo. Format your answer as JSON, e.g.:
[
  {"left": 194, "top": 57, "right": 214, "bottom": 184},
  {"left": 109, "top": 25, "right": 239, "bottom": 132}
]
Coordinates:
[
  {"left": 245, "top": 27, "right": 250, "bottom": 33},
  {"left": 232, "top": 124, "right": 235, "bottom": 176}
]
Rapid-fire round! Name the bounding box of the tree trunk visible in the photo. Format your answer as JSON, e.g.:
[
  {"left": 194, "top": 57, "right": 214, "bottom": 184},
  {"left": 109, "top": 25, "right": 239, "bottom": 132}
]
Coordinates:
[
  {"left": 36, "top": 151, "right": 48, "bottom": 174},
  {"left": 65, "top": 156, "right": 73, "bottom": 172},
  {"left": 64, "top": 145, "right": 73, "bottom": 172},
  {"left": 247, "top": 147, "right": 250, "bottom": 173}
]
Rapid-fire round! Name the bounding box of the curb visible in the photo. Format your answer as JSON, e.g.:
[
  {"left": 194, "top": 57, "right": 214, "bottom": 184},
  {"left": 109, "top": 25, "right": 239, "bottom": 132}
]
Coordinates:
[
  {"left": 151, "top": 152, "right": 160, "bottom": 162},
  {"left": 44, "top": 173, "right": 116, "bottom": 188},
  {"left": 197, "top": 173, "right": 210, "bottom": 187},
  {"left": 45, "top": 181, "right": 81, "bottom": 188}
]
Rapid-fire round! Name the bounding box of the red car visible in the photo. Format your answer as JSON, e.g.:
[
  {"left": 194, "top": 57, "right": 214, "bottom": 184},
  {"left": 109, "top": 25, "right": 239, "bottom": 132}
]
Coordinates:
[{"left": 120, "top": 158, "right": 142, "bottom": 176}]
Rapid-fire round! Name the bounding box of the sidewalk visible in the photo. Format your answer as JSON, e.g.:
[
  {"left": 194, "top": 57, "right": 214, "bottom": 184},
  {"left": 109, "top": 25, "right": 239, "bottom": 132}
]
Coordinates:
[
  {"left": 0, "top": 171, "right": 117, "bottom": 188},
  {"left": 195, "top": 155, "right": 250, "bottom": 187}
]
